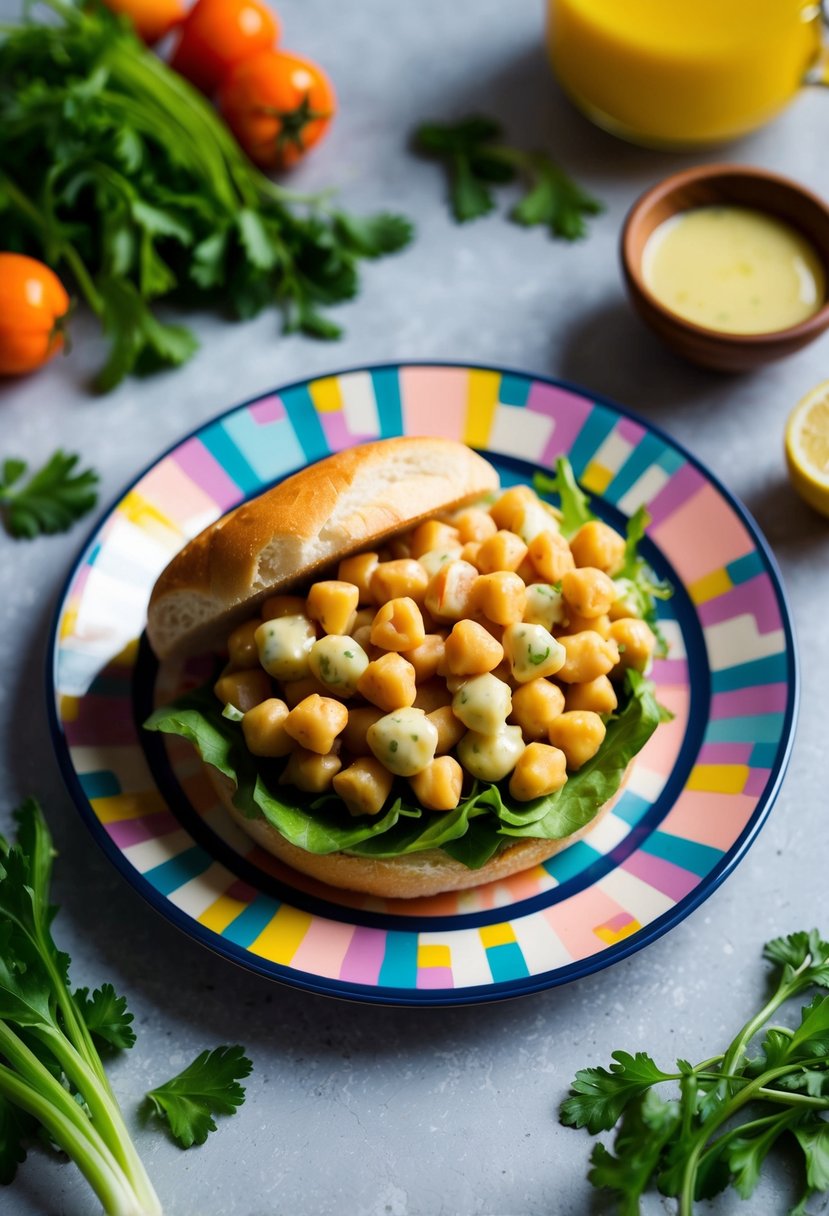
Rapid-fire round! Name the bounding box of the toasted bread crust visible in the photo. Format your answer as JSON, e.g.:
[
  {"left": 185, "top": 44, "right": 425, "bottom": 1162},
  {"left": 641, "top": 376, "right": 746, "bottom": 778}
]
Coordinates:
[{"left": 147, "top": 437, "right": 499, "bottom": 659}]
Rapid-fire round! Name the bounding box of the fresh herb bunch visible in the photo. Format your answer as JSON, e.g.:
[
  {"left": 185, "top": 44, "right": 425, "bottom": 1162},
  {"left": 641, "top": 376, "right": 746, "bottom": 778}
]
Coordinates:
[
  {"left": 0, "top": 799, "right": 252, "bottom": 1214},
  {"left": 0, "top": 0, "right": 413, "bottom": 390},
  {"left": 414, "top": 116, "right": 602, "bottom": 238},
  {"left": 562, "top": 931, "right": 829, "bottom": 1215},
  {"left": 0, "top": 451, "right": 99, "bottom": 539}
]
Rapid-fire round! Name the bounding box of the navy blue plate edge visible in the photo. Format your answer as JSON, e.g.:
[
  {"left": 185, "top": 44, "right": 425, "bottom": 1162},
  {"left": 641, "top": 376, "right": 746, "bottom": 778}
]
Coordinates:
[{"left": 44, "top": 360, "right": 800, "bottom": 1008}]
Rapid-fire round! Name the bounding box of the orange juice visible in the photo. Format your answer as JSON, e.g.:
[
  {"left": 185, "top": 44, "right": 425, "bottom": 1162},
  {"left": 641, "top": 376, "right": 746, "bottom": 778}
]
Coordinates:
[{"left": 547, "top": 0, "right": 824, "bottom": 147}]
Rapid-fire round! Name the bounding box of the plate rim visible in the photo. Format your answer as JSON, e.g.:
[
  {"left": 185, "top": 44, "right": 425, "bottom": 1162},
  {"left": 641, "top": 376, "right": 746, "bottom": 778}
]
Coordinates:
[{"left": 45, "top": 360, "right": 800, "bottom": 1006}]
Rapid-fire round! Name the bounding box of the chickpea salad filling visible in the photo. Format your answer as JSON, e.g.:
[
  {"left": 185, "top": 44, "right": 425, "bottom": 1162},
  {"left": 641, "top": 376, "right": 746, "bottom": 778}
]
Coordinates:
[{"left": 145, "top": 458, "right": 672, "bottom": 871}]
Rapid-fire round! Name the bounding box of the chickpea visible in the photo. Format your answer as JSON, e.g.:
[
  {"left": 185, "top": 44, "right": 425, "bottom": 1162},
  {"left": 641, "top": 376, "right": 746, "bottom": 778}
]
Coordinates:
[
  {"left": 527, "top": 530, "right": 575, "bottom": 582},
  {"left": 242, "top": 698, "right": 293, "bottom": 757},
  {"left": 351, "top": 625, "right": 383, "bottom": 661},
  {"left": 475, "top": 530, "right": 529, "bottom": 575},
  {"left": 388, "top": 536, "right": 412, "bottom": 560},
  {"left": 306, "top": 580, "right": 359, "bottom": 636},
  {"left": 406, "top": 634, "right": 445, "bottom": 683},
  {"left": 609, "top": 618, "right": 656, "bottom": 674},
  {"left": 523, "top": 583, "right": 566, "bottom": 631},
  {"left": 281, "top": 675, "right": 330, "bottom": 708},
  {"left": 502, "top": 623, "right": 566, "bottom": 683},
  {"left": 548, "top": 711, "right": 606, "bottom": 770},
  {"left": 472, "top": 571, "right": 527, "bottom": 626},
  {"left": 261, "top": 595, "right": 307, "bottom": 621},
  {"left": 509, "top": 743, "right": 568, "bottom": 802},
  {"left": 515, "top": 555, "right": 540, "bottom": 585},
  {"left": 413, "top": 679, "right": 453, "bottom": 713},
  {"left": 609, "top": 577, "right": 641, "bottom": 621},
  {"left": 444, "top": 619, "right": 504, "bottom": 677},
  {"left": 214, "top": 668, "right": 271, "bottom": 713},
  {"left": 370, "top": 559, "right": 429, "bottom": 606},
  {"left": 452, "top": 672, "right": 512, "bottom": 734},
  {"left": 408, "top": 519, "right": 460, "bottom": 559},
  {"left": 341, "top": 706, "right": 385, "bottom": 757},
  {"left": 565, "top": 675, "right": 618, "bottom": 715},
  {"left": 569, "top": 520, "right": 626, "bottom": 575},
  {"left": 510, "top": 679, "right": 565, "bottom": 742},
  {"left": 356, "top": 652, "right": 417, "bottom": 711},
  {"left": 418, "top": 547, "right": 464, "bottom": 579},
  {"left": 460, "top": 541, "right": 483, "bottom": 568},
  {"left": 284, "top": 694, "right": 348, "bottom": 754},
  {"left": 255, "top": 615, "right": 316, "bottom": 681},
  {"left": 452, "top": 507, "right": 497, "bottom": 544},
  {"left": 424, "top": 559, "right": 478, "bottom": 622},
  {"left": 227, "top": 619, "right": 261, "bottom": 668},
  {"left": 561, "top": 567, "right": 618, "bottom": 619},
  {"left": 427, "top": 705, "right": 466, "bottom": 755},
  {"left": 511, "top": 499, "right": 560, "bottom": 545},
  {"left": 409, "top": 756, "right": 464, "bottom": 811},
  {"left": 367, "top": 707, "right": 439, "bottom": 777},
  {"left": 333, "top": 758, "right": 394, "bottom": 817},
  {"left": 337, "top": 552, "right": 379, "bottom": 605},
  {"left": 370, "top": 597, "right": 426, "bottom": 652},
  {"left": 490, "top": 485, "right": 536, "bottom": 531},
  {"left": 457, "top": 725, "right": 525, "bottom": 782},
  {"left": 562, "top": 610, "right": 612, "bottom": 639},
  {"left": 556, "top": 631, "right": 620, "bottom": 684},
  {"left": 279, "top": 747, "right": 341, "bottom": 793},
  {"left": 351, "top": 606, "right": 376, "bottom": 632},
  {"left": 308, "top": 635, "right": 369, "bottom": 696}
]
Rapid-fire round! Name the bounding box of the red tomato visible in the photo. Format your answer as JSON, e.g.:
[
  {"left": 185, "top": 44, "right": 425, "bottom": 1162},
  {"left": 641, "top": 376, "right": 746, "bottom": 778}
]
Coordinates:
[
  {"left": 219, "top": 50, "right": 336, "bottom": 171},
  {"left": 0, "top": 254, "right": 70, "bottom": 377},
  {"left": 170, "top": 0, "right": 280, "bottom": 96},
  {"left": 101, "top": 0, "right": 186, "bottom": 45}
]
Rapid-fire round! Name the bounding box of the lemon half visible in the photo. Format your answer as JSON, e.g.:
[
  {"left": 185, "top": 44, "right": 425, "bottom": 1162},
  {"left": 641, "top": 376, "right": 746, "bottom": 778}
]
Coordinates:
[{"left": 785, "top": 381, "right": 829, "bottom": 519}]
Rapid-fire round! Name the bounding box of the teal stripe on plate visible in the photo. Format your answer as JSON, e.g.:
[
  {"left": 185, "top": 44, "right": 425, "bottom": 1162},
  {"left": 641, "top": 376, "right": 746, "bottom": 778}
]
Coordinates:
[
  {"left": 378, "top": 930, "right": 418, "bottom": 987},
  {"left": 705, "top": 714, "right": 786, "bottom": 744},
  {"left": 371, "top": 368, "right": 403, "bottom": 437},
  {"left": 222, "top": 410, "right": 306, "bottom": 484},
  {"left": 750, "top": 741, "right": 781, "bottom": 767},
  {"left": 727, "top": 552, "right": 766, "bottom": 585},
  {"left": 143, "top": 846, "right": 213, "bottom": 896},
  {"left": 656, "top": 448, "right": 685, "bottom": 475},
  {"left": 222, "top": 895, "right": 280, "bottom": 948},
  {"left": 711, "top": 654, "right": 790, "bottom": 692},
  {"left": 279, "top": 386, "right": 329, "bottom": 462},
  {"left": 486, "top": 941, "right": 529, "bottom": 982},
  {"left": 498, "top": 373, "right": 530, "bottom": 407},
  {"left": 543, "top": 840, "right": 602, "bottom": 884},
  {"left": 643, "top": 831, "right": 723, "bottom": 878},
  {"left": 200, "top": 422, "right": 260, "bottom": 496},
  {"left": 79, "top": 771, "right": 121, "bottom": 799},
  {"left": 610, "top": 790, "right": 653, "bottom": 827},
  {"left": 566, "top": 403, "right": 618, "bottom": 478},
  {"left": 605, "top": 432, "right": 666, "bottom": 504}
]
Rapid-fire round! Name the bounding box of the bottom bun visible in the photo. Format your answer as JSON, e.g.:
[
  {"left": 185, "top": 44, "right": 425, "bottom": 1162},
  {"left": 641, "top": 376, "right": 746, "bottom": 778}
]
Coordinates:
[{"left": 206, "top": 767, "right": 614, "bottom": 899}]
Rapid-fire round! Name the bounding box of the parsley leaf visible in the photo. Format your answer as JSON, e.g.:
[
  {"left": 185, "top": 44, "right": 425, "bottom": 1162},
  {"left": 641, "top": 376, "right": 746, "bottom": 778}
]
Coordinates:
[
  {"left": 145, "top": 1045, "right": 253, "bottom": 1149},
  {"left": 533, "top": 457, "right": 595, "bottom": 536},
  {"left": 0, "top": 451, "right": 99, "bottom": 539},
  {"left": 561, "top": 1051, "right": 673, "bottom": 1134},
  {"left": 73, "top": 983, "right": 136, "bottom": 1052},
  {"left": 415, "top": 114, "right": 601, "bottom": 239},
  {"left": 588, "top": 1090, "right": 680, "bottom": 1215}
]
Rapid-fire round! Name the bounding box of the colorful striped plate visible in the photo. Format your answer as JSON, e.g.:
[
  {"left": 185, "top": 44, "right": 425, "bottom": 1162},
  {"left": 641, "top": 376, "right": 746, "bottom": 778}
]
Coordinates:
[{"left": 47, "top": 364, "right": 798, "bottom": 1005}]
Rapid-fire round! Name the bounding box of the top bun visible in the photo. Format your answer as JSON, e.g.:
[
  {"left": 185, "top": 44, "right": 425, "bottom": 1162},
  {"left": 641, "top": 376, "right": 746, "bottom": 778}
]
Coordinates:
[{"left": 147, "top": 437, "right": 500, "bottom": 659}]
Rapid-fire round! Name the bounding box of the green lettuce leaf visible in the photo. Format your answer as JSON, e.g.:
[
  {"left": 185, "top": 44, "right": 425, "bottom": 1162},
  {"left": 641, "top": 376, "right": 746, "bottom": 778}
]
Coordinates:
[{"left": 144, "top": 671, "right": 659, "bottom": 870}]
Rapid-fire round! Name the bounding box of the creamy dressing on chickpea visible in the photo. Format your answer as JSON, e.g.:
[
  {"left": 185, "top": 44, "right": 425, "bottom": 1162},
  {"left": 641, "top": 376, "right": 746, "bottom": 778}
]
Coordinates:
[{"left": 215, "top": 480, "right": 659, "bottom": 817}]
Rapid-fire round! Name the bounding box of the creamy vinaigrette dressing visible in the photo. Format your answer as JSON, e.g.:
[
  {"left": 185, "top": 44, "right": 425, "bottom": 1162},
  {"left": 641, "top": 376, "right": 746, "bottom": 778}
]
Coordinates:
[{"left": 642, "top": 206, "right": 825, "bottom": 334}]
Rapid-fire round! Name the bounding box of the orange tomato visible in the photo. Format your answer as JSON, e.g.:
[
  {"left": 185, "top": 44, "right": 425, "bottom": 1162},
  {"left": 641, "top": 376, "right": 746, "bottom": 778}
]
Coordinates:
[
  {"left": 170, "top": 0, "right": 280, "bottom": 95},
  {"left": 101, "top": 0, "right": 186, "bottom": 44},
  {"left": 218, "top": 50, "right": 336, "bottom": 171},
  {"left": 0, "top": 254, "right": 70, "bottom": 377}
]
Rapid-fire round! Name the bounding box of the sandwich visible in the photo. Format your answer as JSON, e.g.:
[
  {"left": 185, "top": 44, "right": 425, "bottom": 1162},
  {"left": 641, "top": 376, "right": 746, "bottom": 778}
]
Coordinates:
[{"left": 145, "top": 436, "right": 665, "bottom": 898}]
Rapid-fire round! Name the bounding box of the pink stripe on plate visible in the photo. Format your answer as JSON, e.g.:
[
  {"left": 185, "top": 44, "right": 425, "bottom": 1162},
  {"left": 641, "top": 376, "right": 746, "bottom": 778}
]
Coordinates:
[
  {"left": 319, "top": 409, "right": 374, "bottom": 453},
  {"left": 650, "top": 658, "right": 689, "bottom": 686},
  {"left": 106, "top": 811, "right": 181, "bottom": 849},
  {"left": 543, "top": 886, "right": 623, "bottom": 960},
  {"left": 226, "top": 878, "right": 258, "bottom": 902},
  {"left": 339, "top": 925, "right": 387, "bottom": 985},
  {"left": 291, "top": 917, "right": 355, "bottom": 979},
  {"left": 615, "top": 417, "right": 646, "bottom": 445},
  {"left": 698, "top": 574, "right": 781, "bottom": 634},
  {"left": 711, "top": 685, "right": 789, "bottom": 719},
  {"left": 744, "top": 767, "right": 773, "bottom": 797},
  {"left": 138, "top": 460, "right": 222, "bottom": 532},
  {"left": 622, "top": 851, "right": 699, "bottom": 901},
  {"left": 400, "top": 366, "right": 467, "bottom": 439},
  {"left": 646, "top": 463, "right": 706, "bottom": 528},
  {"left": 651, "top": 483, "right": 754, "bottom": 584},
  {"left": 64, "top": 697, "right": 136, "bottom": 746},
  {"left": 659, "top": 790, "right": 758, "bottom": 851},
  {"left": 172, "top": 437, "right": 243, "bottom": 513},
  {"left": 249, "top": 395, "right": 285, "bottom": 424},
  {"left": 529, "top": 383, "right": 591, "bottom": 462},
  {"left": 417, "top": 967, "right": 453, "bottom": 990},
  {"left": 697, "top": 741, "right": 754, "bottom": 765}
]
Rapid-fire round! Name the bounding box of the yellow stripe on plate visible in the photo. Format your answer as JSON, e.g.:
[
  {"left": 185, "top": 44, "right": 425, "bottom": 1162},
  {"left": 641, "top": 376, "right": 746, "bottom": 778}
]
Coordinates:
[
  {"left": 418, "top": 944, "right": 451, "bottom": 969},
  {"left": 580, "top": 462, "right": 614, "bottom": 495},
  {"left": 309, "top": 377, "right": 343, "bottom": 413},
  {"left": 249, "top": 904, "right": 313, "bottom": 964},
  {"left": 686, "top": 764, "right": 749, "bottom": 794},
  {"left": 464, "top": 369, "right": 500, "bottom": 448},
  {"left": 199, "top": 894, "right": 251, "bottom": 936},
  {"left": 688, "top": 569, "right": 732, "bottom": 605},
  {"left": 479, "top": 922, "right": 515, "bottom": 949},
  {"left": 91, "top": 791, "right": 168, "bottom": 823}
]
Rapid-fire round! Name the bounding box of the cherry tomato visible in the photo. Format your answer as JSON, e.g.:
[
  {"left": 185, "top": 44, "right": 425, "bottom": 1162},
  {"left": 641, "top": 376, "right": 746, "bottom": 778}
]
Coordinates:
[
  {"left": 170, "top": 0, "right": 280, "bottom": 96},
  {"left": 219, "top": 50, "right": 336, "bottom": 171},
  {"left": 101, "top": 0, "right": 186, "bottom": 45},
  {"left": 0, "top": 254, "right": 70, "bottom": 377}
]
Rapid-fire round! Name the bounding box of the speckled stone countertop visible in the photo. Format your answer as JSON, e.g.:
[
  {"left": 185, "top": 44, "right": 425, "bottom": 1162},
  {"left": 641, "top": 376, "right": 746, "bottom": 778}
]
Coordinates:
[{"left": 1, "top": 1, "right": 828, "bottom": 1213}]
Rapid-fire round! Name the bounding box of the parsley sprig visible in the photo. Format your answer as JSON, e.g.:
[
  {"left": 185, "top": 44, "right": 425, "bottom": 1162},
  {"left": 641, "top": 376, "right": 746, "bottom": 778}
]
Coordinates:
[
  {"left": 146, "top": 1045, "right": 252, "bottom": 1149},
  {"left": 0, "top": 0, "right": 413, "bottom": 390},
  {"left": 0, "top": 451, "right": 99, "bottom": 539},
  {"left": 414, "top": 116, "right": 602, "bottom": 238},
  {"left": 562, "top": 931, "right": 829, "bottom": 1214}
]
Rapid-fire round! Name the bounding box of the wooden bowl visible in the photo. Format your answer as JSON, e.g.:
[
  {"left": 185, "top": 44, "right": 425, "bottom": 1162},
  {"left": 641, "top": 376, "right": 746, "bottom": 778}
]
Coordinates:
[{"left": 620, "top": 164, "right": 829, "bottom": 372}]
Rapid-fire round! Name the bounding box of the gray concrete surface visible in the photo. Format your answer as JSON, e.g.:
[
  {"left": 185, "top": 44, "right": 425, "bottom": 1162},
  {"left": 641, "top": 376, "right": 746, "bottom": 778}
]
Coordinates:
[{"left": 1, "top": 0, "right": 828, "bottom": 1213}]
